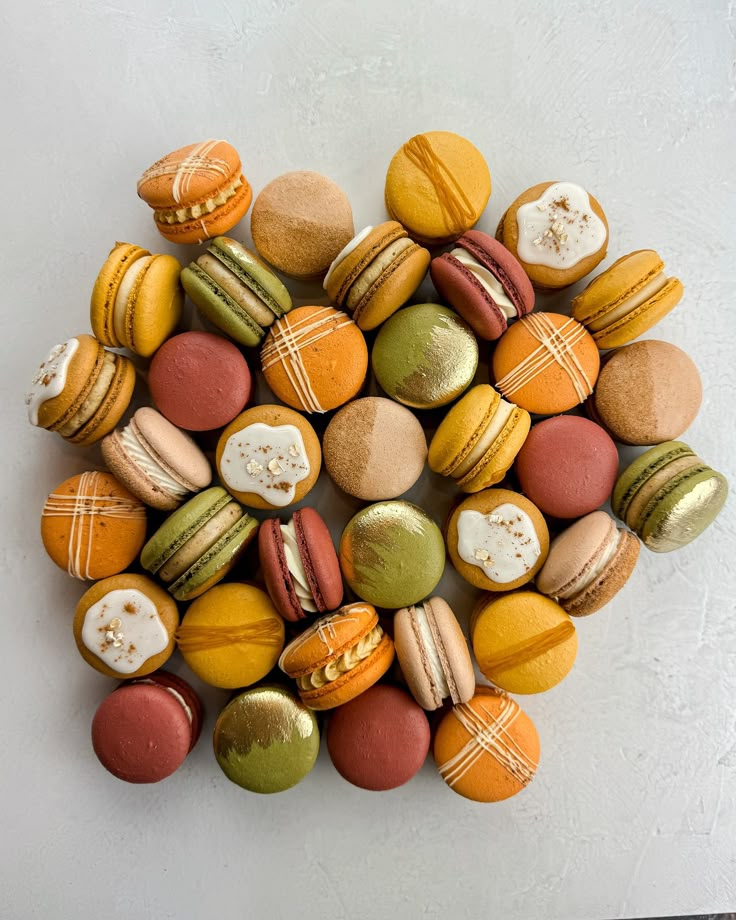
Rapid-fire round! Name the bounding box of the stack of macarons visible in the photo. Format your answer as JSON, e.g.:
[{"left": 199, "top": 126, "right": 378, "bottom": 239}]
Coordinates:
[{"left": 25, "top": 131, "right": 727, "bottom": 803}]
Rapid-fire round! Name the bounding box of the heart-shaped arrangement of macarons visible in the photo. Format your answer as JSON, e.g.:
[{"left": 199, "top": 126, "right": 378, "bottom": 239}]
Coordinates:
[{"left": 27, "top": 134, "right": 728, "bottom": 799}]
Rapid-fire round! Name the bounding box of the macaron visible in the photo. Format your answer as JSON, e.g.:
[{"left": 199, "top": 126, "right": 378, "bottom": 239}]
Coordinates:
[
  {"left": 176, "top": 583, "right": 285, "bottom": 689},
  {"left": 180, "top": 236, "right": 292, "bottom": 347},
  {"left": 611, "top": 441, "right": 728, "bottom": 553},
  {"left": 433, "top": 687, "right": 540, "bottom": 802},
  {"left": 323, "top": 397, "right": 427, "bottom": 501},
  {"left": 515, "top": 415, "right": 619, "bottom": 519},
  {"left": 90, "top": 242, "right": 183, "bottom": 357},
  {"left": 428, "top": 384, "right": 530, "bottom": 493},
  {"left": 471, "top": 591, "right": 578, "bottom": 693},
  {"left": 91, "top": 670, "right": 202, "bottom": 784},
  {"left": 339, "top": 501, "right": 446, "bottom": 609},
  {"left": 213, "top": 686, "right": 319, "bottom": 793},
  {"left": 278, "top": 604, "right": 395, "bottom": 710},
  {"left": 536, "top": 511, "right": 641, "bottom": 617},
  {"left": 491, "top": 312, "right": 600, "bottom": 415},
  {"left": 446, "top": 489, "right": 549, "bottom": 592},
  {"left": 148, "top": 331, "right": 252, "bottom": 432},
  {"left": 251, "top": 170, "right": 354, "bottom": 278},
  {"left": 588, "top": 340, "right": 702, "bottom": 445},
  {"left": 372, "top": 303, "right": 478, "bottom": 410},
  {"left": 216, "top": 404, "right": 321, "bottom": 510},
  {"left": 101, "top": 407, "right": 212, "bottom": 511},
  {"left": 73, "top": 574, "right": 178, "bottom": 678},
  {"left": 496, "top": 181, "right": 608, "bottom": 289},
  {"left": 136, "top": 139, "right": 251, "bottom": 244},
  {"left": 323, "top": 222, "right": 430, "bottom": 330},
  {"left": 260, "top": 306, "right": 368, "bottom": 414},
  {"left": 41, "top": 471, "right": 147, "bottom": 580},
  {"left": 140, "top": 486, "right": 259, "bottom": 601},
  {"left": 572, "top": 249, "right": 684, "bottom": 348},
  {"left": 26, "top": 335, "right": 135, "bottom": 446},
  {"left": 258, "top": 507, "right": 343, "bottom": 622},
  {"left": 430, "top": 231, "right": 534, "bottom": 340},
  {"left": 384, "top": 131, "right": 491, "bottom": 245},
  {"left": 393, "top": 597, "right": 475, "bottom": 711},
  {"left": 326, "top": 685, "right": 430, "bottom": 791}
]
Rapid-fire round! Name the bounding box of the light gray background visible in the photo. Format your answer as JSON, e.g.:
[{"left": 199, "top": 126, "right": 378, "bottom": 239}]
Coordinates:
[{"left": 1, "top": 1, "right": 734, "bottom": 918}]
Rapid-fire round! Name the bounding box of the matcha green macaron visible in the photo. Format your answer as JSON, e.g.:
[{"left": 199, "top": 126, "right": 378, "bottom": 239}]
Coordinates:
[
  {"left": 213, "top": 685, "right": 320, "bottom": 793},
  {"left": 612, "top": 441, "right": 728, "bottom": 553},
  {"left": 372, "top": 303, "right": 479, "bottom": 409},
  {"left": 140, "top": 486, "right": 259, "bottom": 600},
  {"left": 339, "top": 500, "right": 446, "bottom": 607},
  {"left": 181, "top": 236, "right": 292, "bottom": 347}
]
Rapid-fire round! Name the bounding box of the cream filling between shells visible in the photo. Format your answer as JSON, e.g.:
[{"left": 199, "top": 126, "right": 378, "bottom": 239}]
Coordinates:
[
  {"left": 155, "top": 177, "right": 243, "bottom": 224},
  {"left": 119, "top": 424, "right": 189, "bottom": 499},
  {"left": 297, "top": 625, "right": 383, "bottom": 690},
  {"left": 557, "top": 529, "right": 621, "bottom": 599}
]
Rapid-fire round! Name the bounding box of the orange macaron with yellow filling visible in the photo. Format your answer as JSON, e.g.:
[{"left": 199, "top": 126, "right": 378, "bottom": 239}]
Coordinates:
[{"left": 278, "top": 604, "right": 395, "bottom": 711}]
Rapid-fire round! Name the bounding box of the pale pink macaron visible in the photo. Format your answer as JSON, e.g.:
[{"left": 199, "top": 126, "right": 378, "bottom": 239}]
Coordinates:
[{"left": 102, "top": 407, "right": 212, "bottom": 510}]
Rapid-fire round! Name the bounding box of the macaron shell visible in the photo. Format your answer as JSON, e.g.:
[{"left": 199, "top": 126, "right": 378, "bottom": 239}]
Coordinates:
[
  {"left": 326, "top": 685, "right": 430, "bottom": 791},
  {"left": 90, "top": 243, "right": 150, "bottom": 347},
  {"left": 123, "top": 253, "right": 184, "bottom": 357},
  {"left": 279, "top": 604, "right": 378, "bottom": 676},
  {"left": 209, "top": 236, "right": 292, "bottom": 316},
  {"left": 259, "top": 518, "right": 305, "bottom": 622},
  {"left": 137, "top": 140, "right": 243, "bottom": 208},
  {"left": 298, "top": 632, "right": 395, "bottom": 711},
  {"left": 326, "top": 222, "right": 407, "bottom": 304},
  {"left": 352, "top": 241, "right": 430, "bottom": 330},
  {"left": 591, "top": 276, "right": 683, "bottom": 349},
  {"left": 293, "top": 507, "right": 343, "bottom": 613},
  {"left": 563, "top": 529, "right": 640, "bottom": 616},
  {"left": 180, "top": 263, "right": 265, "bottom": 347},
  {"left": 471, "top": 591, "right": 578, "bottom": 694},
  {"left": 35, "top": 334, "right": 103, "bottom": 431}
]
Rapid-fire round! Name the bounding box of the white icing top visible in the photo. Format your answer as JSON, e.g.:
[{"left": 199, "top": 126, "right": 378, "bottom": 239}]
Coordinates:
[
  {"left": 323, "top": 225, "right": 373, "bottom": 290},
  {"left": 114, "top": 256, "right": 152, "bottom": 342},
  {"left": 450, "top": 248, "right": 516, "bottom": 318},
  {"left": 26, "top": 338, "right": 79, "bottom": 425},
  {"left": 415, "top": 603, "right": 450, "bottom": 700},
  {"left": 515, "top": 182, "right": 607, "bottom": 269},
  {"left": 120, "top": 424, "right": 189, "bottom": 498},
  {"left": 457, "top": 504, "right": 541, "bottom": 583},
  {"left": 281, "top": 520, "right": 317, "bottom": 612},
  {"left": 81, "top": 589, "right": 169, "bottom": 674},
  {"left": 219, "top": 422, "right": 310, "bottom": 507}
]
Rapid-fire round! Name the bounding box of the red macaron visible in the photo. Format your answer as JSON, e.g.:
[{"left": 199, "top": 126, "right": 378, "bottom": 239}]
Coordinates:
[
  {"left": 91, "top": 671, "right": 202, "bottom": 783},
  {"left": 258, "top": 507, "right": 343, "bottom": 622},
  {"left": 515, "top": 415, "right": 619, "bottom": 519},
  {"left": 326, "top": 685, "right": 431, "bottom": 791},
  {"left": 430, "top": 230, "right": 534, "bottom": 340},
  {"left": 149, "top": 331, "right": 252, "bottom": 431}
]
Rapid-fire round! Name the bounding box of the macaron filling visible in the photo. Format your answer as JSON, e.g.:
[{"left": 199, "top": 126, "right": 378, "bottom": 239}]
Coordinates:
[
  {"left": 154, "top": 176, "right": 243, "bottom": 224},
  {"left": 449, "top": 248, "right": 516, "bottom": 318},
  {"left": 159, "top": 502, "right": 243, "bottom": 582},
  {"left": 119, "top": 423, "right": 190, "bottom": 500},
  {"left": 323, "top": 225, "right": 373, "bottom": 289},
  {"left": 280, "top": 520, "right": 318, "bottom": 613},
  {"left": 57, "top": 352, "right": 116, "bottom": 437},
  {"left": 346, "top": 237, "right": 414, "bottom": 313},
  {"left": 296, "top": 624, "right": 384, "bottom": 690},
  {"left": 412, "top": 604, "right": 450, "bottom": 701},
  {"left": 587, "top": 272, "right": 668, "bottom": 331},
  {"left": 113, "top": 256, "right": 152, "bottom": 341},
  {"left": 555, "top": 528, "right": 621, "bottom": 599},
  {"left": 452, "top": 398, "right": 516, "bottom": 480}
]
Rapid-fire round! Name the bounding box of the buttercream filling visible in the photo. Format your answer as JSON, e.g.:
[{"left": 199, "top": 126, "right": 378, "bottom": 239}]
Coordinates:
[
  {"left": 113, "top": 256, "right": 152, "bottom": 342},
  {"left": 450, "top": 248, "right": 516, "bottom": 318},
  {"left": 154, "top": 177, "right": 243, "bottom": 223},
  {"left": 346, "top": 237, "right": 413, "bottom": 311},
  {"left": 587, "top": 272, "right": 668, "bottom": 331},
  {"left": 558, "top": 529, "right": 621, "bottom": 599},
  {"left": 57, "top": 352, "right": 116, "bottom": 437},
  {"left": 414, "top": 604, "right": 450, "bottom": 700},
  {"left": 297, "top": 625, "right": 383, "bottom": 690},
  {"left": 323, "top": 225, "right": 373, "bottom": 290},
  {"left": 159, "top": 503, "right": 243, "bottom": 581},
  {"left": 196, "top": 252, "right": 276, "bottom": 327},
  {"left": 452, "top": 398, "right": 515, "bottom": 479},
  {"left": 120, "top": 424, "right": 189, "bottom": 499},
  {"left": 280, "top": 521, "right": 318, "bottom": 613}
]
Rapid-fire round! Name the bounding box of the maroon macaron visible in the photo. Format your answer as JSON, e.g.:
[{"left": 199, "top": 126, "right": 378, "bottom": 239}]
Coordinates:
[
  {"left": 91, "top": 671, "right": 202, "bottom": 784},
  {"left": 258, "top": 507, "right": 343, "bottom": 622},
  {"left": 430, "top": 230, "right": 534, "bottom": 340},
  {"left": 149, "top": 331, "right": 252, "bottom": 431},
  {"left": 326, "top": 685, "right": 430, "bottom": 791},
  {"left": 515, "top": 415, "right": 619, "bottom": 519}
]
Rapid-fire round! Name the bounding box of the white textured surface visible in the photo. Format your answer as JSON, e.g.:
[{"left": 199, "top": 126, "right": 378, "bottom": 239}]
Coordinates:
[{"left": 2, "top": 1, "right": 735, "bottom": 918}]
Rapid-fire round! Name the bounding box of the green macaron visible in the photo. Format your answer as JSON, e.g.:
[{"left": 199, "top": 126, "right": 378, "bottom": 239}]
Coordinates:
[
  {"left": 213, "top": 685, "right": 320, "bottom": 793},
  {"left": 140, "top": 486, "right": 259, "bottom": 600},
  {"left": 339, "top": 500, "right": 446, "bottom": 607},
  {"left": 371, "top": 303, "right": 478, "bottom": 409},
  {"left": 181, "top": 237, "right": 292, "bottom": 347},
  {"left": 612, "top": 441, "right": 728, "bottom": 553}
]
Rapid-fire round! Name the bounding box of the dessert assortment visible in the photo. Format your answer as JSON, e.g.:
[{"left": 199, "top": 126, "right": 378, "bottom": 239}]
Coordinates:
[{"left": 26, "top": 131, "right": 728, "bottom": 801}]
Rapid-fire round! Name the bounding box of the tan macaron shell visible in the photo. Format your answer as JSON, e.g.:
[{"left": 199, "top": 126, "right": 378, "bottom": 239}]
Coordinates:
[
  {"left": 428, "top": 384, "right": 530, "bottom": 492},
  {"left": 572, "top": 249, "right": 684, "bottom": 348},
  {"left": 394, "top": 597, "right": 475, "bottom": 710},
  {"left": 446, "top": 489, "right": 549, "bottom": 591},
  {"left": 73, "top": 574, "right": 178, "bottom": 678},
  {"left": 497, "top": 181, "right": 608, "bottom": 289}
]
